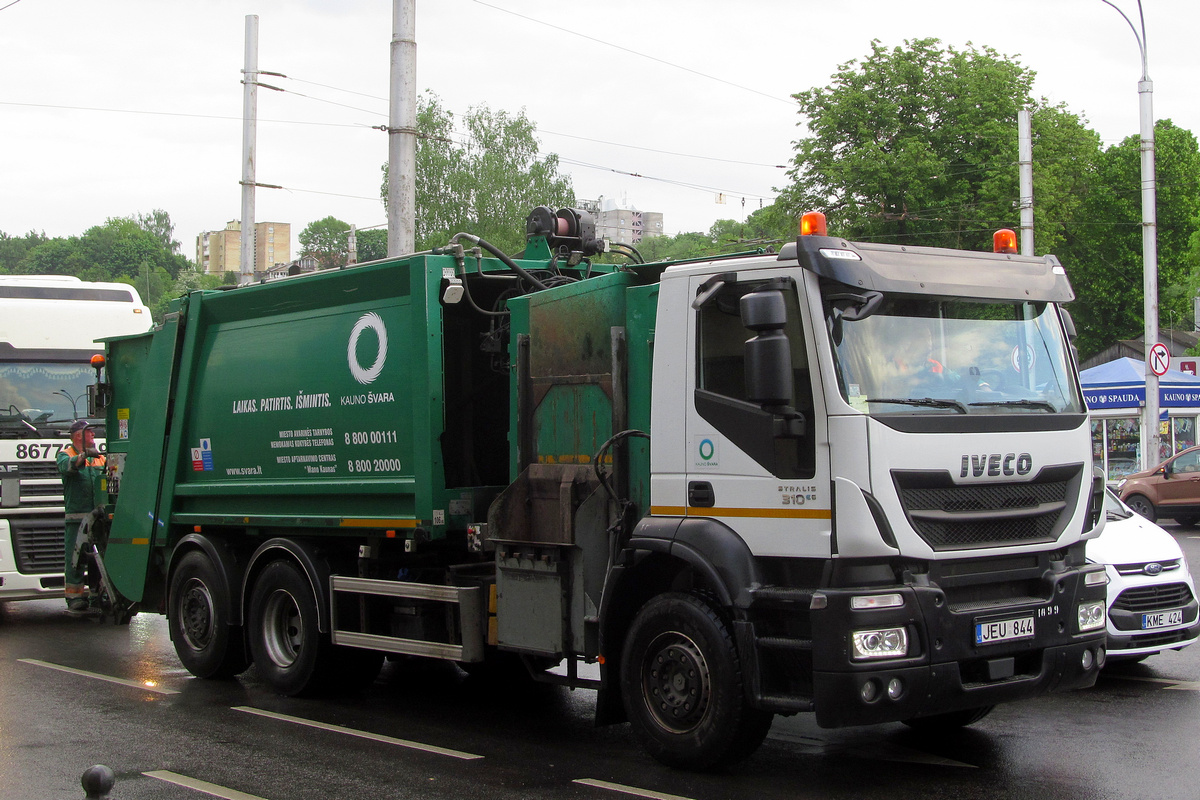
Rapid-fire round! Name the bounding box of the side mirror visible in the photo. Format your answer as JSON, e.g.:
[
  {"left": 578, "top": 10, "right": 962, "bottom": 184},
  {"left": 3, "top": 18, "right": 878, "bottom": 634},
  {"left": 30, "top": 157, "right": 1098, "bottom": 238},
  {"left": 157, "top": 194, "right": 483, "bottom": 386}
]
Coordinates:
[{"left": 741, "top": 289, "right": 793, "bottom": 407}]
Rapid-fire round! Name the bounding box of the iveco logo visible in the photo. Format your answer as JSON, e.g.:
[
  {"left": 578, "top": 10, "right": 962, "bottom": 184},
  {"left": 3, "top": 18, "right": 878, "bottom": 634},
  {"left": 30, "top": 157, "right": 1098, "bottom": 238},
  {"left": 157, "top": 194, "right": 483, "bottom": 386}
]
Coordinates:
[
  {"left": 959, "top": 453, "right": 1033, "bottom": 478},
  {"left": 1144, "top": 563, "right": 1164, "bottom": 576}
]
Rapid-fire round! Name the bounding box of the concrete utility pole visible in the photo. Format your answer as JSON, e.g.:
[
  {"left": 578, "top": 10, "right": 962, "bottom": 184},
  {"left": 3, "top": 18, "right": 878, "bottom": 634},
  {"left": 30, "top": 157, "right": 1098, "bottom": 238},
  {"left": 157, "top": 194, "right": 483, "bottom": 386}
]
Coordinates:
[
  {"left": 387, "top": 0, "right": 417, "bottom": 257},
  {"left": 239, "top": 15, "right": 259, "bottom": 285},
  {"left": 1017, "top": 108, "right": 1034, "bottom": 256},
  {"left": 1104, "top": 0, "right": 1160, "bottom": 469}
]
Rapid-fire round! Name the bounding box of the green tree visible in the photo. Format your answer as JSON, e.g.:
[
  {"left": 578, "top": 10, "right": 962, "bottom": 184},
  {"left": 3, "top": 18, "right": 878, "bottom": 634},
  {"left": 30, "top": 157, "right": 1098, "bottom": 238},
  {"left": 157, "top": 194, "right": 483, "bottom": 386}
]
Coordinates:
[
  {"left": 355, "top": 228, "right": 388, "bottom": 262},
  {"left": 1064, "top": 120, "right": 1200, "bottom": 357},
  {"left": 17, "top": 213, "right": 191, "bottom": 282},
  {"left": 0, "top": 230, "right": 48, "bottom": 273},
  {"left": 299, "top": 216, "right": 352, "bottom": 269},
  {"left": 781, "top": 39, "right": 1099, "bottom": 253},
  {"left": 382, "top": 93, "right": 575, "bottom": 254}
]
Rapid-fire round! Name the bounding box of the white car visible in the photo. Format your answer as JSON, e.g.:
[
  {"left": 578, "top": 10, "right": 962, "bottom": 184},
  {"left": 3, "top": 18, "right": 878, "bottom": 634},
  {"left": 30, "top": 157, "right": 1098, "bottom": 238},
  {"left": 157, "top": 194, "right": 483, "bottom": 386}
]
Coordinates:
[{"left": 1086, "top": 490, "right": 1200, "bottom": 663}]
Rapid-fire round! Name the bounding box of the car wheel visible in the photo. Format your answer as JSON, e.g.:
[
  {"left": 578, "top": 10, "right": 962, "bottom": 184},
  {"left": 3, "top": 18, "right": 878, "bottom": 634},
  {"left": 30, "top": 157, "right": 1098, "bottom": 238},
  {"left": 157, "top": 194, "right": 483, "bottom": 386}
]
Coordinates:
[
  {"left": 1124, "top": 494, "right": 1157, "bottom": 522},
  {"left": 1172, "top": 515, "right": 1198, "bottom": 528},
  {"left": 168, "top": 550, "right": 250, "bottom": 679},
  {"left": 620, "top": 592, "right": 773, "bottom": 769}
]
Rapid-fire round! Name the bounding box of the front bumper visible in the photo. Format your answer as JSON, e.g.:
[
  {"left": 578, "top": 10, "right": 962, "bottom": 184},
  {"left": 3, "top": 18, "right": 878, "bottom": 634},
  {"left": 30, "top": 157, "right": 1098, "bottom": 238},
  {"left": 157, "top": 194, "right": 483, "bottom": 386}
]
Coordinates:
[{"left": 807, "top": 567, "right": 1107, "bottom": 728}]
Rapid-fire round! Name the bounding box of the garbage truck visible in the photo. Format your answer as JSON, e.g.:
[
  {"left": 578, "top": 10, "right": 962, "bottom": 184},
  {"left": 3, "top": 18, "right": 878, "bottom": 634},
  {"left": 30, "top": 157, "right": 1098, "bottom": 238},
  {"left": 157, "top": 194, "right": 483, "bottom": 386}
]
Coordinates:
[{"left": 90, "top": 208, "right": 1109, "bottom": 768}]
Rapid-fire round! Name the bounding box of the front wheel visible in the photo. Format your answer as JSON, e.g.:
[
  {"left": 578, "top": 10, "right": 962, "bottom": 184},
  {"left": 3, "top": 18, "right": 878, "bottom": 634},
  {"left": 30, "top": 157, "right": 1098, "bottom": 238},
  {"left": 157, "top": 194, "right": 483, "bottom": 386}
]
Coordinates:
[
  {"left": 168, "top": 550, "right": 249, "bottom": 678},
  {"left": 620, "top": 593, "right": 773, "bottom": 769},
  {"left": 1124, "top": 494, "right": 1157, "bottom": 522},
  {"left": 1172, "top": 515, "right": 1198, "bottom": 528},
  {"left": 248, "top": 559, "right": 332, "bottom": 696}
]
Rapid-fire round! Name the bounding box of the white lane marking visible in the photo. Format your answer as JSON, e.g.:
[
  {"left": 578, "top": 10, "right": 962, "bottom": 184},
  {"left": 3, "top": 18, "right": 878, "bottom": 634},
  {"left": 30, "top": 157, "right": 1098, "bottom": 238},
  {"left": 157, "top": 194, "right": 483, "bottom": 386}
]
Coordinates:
[
  {"left": 574, "top": 778, "right": 697, "bottom": 800},
  {"left": 767, "top": 729, "right": 977, "bottom": 768},
  {"left": 1107, "top": 675, "right": 1200, "bottom": 691},
  {"left": 144, "top": 770, "right": 268, "bottom": 800},
  {"left": 231, "top": 706, "right": 483, "bottom": 760},
  {"left": 18, "top": 658, "right": 180, "bottom": 695}
]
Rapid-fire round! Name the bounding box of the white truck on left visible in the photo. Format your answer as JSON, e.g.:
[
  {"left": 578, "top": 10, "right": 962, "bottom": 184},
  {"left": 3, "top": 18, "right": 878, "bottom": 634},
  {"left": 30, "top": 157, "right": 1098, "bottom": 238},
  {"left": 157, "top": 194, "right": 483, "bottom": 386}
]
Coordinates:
[{"left": 0, "top": 275, "right": 152, "bottom": 601}]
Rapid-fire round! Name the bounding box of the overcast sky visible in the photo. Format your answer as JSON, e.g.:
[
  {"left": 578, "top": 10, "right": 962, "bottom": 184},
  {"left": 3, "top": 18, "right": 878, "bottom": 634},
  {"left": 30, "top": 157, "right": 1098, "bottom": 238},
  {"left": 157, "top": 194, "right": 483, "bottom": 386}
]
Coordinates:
[{"left": 2, "top": 0, "right": 1197, "bottom": 262}]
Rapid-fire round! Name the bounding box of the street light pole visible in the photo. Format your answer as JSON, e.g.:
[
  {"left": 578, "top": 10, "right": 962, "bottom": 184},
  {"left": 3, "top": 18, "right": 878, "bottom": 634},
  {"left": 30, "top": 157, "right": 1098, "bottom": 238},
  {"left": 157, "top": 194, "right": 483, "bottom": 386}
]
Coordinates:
[{"left": 1103, "top": 0, "right": 1159, "bottom": 469}]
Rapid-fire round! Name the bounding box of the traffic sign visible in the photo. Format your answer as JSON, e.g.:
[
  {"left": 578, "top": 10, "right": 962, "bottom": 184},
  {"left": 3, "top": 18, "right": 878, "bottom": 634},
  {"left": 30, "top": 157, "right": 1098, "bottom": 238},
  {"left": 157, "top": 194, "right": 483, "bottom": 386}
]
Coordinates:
[{"left": 1148, "top": 342, "right": 1171, "bottom": 377}]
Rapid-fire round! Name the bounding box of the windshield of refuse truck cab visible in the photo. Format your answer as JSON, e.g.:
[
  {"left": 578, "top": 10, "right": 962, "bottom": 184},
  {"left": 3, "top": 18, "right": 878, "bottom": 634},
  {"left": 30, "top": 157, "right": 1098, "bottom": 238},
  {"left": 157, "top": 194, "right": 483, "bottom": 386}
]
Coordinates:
[{"left": 828, "top": 294, "right": 1084, "bottom": 415}]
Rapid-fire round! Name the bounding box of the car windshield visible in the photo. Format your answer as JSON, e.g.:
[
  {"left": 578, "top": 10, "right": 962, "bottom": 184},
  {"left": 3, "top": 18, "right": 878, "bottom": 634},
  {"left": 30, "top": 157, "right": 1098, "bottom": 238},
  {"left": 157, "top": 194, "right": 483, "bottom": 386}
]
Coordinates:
[
  {"left": 1104, "top": 490, "right": 1131, "bottom": 520},
  {"left": 827, "top": 292, "right": 1085, "bottom": 415}
]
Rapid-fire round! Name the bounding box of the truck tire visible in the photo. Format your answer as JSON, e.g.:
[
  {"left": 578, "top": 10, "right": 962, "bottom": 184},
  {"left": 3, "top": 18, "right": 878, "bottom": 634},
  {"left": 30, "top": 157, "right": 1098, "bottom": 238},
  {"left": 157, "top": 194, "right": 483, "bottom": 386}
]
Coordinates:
[
  {"left": 901, "top": 705, "right": 994, "bottom": 731},
  {"left": 248, "top": 559, "right": 333, "bottom": 696},
  {"left": 168, "top": 551, "right": 250, "bottom": 679},
  {"left": 620, "top": 592, "right": 773, "bottom": 769}
]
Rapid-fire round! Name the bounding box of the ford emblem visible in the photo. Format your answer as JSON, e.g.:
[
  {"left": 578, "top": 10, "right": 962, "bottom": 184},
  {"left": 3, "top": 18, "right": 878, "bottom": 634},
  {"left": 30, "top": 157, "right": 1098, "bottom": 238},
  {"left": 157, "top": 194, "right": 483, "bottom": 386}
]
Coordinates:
[{"left": 1144, "top": 563, "right": 1163, "bottom": 576}]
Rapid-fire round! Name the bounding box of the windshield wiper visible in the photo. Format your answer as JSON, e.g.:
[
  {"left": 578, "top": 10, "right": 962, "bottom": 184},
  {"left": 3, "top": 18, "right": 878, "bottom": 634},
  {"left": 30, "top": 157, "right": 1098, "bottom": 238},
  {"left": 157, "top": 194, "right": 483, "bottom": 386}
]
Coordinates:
[
  {"left": 864, "top": 397, "right": 969, "bottom": 414},
  {"left": 969, "top": 399, "right": 1058, "bottom": 412}
]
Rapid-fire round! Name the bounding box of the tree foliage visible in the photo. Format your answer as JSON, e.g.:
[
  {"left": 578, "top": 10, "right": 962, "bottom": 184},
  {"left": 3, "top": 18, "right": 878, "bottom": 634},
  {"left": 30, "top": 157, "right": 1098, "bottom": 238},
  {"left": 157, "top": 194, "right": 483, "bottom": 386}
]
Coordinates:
[
  {"left": 1062, "top": 120, "right": 1200, "bottom": 357},
  {"left": 299, "top": 216, "right": 352, "bottom": 269},
  {"left": 382, "top": 93, "right": 575, "bottom": 254},
  {"left": 0, "top": 211, "right": 191, "bottom": 282},
  {"left": 354, "top": 228, "right": 388, "bottom": 263},
  {"left": 781, "top": 39, "right": 1097, "bottom": 253}
]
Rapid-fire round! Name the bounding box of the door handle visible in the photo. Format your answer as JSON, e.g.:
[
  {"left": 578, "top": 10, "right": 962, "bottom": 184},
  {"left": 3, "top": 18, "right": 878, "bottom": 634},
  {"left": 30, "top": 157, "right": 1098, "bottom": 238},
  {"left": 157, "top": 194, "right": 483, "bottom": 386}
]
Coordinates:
[{"left": 688, "top": 481, "right": 715, "bottom": 507}]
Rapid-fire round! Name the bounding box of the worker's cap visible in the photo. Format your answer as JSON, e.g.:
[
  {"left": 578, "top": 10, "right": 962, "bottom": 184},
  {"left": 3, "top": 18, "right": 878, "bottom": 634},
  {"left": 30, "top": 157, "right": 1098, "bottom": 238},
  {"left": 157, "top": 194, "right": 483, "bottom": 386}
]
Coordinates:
[{"left": 69, "top": 420, "right": 91, "bottom": 434}]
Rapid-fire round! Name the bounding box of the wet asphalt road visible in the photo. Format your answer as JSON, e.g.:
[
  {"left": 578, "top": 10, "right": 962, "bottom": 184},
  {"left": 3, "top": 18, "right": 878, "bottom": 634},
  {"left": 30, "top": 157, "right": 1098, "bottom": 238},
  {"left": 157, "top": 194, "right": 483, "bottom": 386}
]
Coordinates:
[{"left": 2, "top": 530, "right": 1198, "bottom": 800}]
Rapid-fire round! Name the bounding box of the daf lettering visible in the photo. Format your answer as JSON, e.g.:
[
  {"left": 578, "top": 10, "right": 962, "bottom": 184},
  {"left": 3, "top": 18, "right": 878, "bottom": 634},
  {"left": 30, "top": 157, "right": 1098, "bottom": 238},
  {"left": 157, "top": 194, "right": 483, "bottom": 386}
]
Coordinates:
[{"left": 960, "top": 453, "right": 1033, "bottom": 478}]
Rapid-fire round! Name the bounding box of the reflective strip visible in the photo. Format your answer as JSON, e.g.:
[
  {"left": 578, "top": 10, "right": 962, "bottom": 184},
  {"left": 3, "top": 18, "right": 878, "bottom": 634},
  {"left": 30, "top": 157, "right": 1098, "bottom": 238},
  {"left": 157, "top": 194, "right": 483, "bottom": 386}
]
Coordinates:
[
  {"left": 651, "top": 505, "right": 832, "bottom": 520},
  {"left": 339, "top": 518, "right": 418, "bottom": 528}
]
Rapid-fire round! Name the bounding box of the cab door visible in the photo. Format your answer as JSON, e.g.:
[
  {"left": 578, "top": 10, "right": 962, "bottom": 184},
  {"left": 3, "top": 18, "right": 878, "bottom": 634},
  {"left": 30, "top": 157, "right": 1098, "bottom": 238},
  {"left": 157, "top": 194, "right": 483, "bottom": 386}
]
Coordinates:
[{"left": 684, "top": 270, "right": 832, "bottom": 558}]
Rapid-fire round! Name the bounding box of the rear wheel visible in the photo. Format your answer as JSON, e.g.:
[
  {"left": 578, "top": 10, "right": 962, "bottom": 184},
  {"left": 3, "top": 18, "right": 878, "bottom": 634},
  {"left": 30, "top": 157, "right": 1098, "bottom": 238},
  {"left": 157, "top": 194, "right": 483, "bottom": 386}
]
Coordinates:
[
  {"left": 902, "top": 705, "right": 994, "bottom": 731},
  {"left": 248, "top": 559, "right": 333, "bottom": 696},
  {"left": 620, "top": 592, "right": 773, "bottom": 769},
  {"left": 1124, "top": 494, "right": 1157, "bottom": 522},
  {"left": 168, "top": 550, "right": 249, "bottom": 678}
]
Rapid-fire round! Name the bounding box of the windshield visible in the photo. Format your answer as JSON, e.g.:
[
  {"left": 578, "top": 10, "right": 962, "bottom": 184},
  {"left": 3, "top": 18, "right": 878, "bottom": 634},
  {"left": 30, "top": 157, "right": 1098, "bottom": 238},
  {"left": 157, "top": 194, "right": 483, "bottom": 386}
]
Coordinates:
[
  {"left": 828, "top": 292, "right": 1084, "bottom": 415},
  {"left": 0, "top": 362, "right": 95, "bottom": 438}
]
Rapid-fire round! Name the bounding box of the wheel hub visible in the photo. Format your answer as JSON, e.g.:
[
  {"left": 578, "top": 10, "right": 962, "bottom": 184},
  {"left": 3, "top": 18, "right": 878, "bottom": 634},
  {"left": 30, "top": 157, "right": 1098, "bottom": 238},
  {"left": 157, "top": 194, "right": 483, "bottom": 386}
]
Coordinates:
[
  {"left": 179, "top": 579, "right": 215, "bottom": 651},
  {"left": 262, "top": 589, "right": 303, "bottom": 668},
  {"left": 642, "top": 631, "right": 711, "bottom": 733}
]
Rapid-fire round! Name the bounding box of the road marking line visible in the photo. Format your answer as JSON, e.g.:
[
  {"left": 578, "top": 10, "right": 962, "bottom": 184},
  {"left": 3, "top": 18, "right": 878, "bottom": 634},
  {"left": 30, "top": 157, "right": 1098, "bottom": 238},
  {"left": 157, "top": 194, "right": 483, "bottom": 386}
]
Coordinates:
[
  {"left": 574, "top": 778, "right": 696, "bottom": 800},
  {"left": 18, "top": 658, "right": 180, "bottom": 695},
  {"left": 231, "top": 706, "right": 483, "bottom": 760},
  {"left": 144, "top": 770, "right": 268, "bottom": 800}
]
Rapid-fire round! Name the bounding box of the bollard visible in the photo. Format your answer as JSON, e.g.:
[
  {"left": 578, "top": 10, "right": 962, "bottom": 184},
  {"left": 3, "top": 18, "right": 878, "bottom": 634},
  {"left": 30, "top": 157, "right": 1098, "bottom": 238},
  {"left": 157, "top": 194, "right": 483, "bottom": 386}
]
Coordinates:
[{"left": 81, "top": 765, "right": 115, "bottom": 799}]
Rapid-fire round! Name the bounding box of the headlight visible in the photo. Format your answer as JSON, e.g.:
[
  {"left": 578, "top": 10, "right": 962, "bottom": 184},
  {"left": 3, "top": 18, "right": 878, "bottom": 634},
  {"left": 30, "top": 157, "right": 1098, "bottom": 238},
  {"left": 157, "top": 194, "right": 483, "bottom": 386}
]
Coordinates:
[
  {"left": 851, "top": 627, "right": 909, "bottom": 660},
  {"left": 1116, "top": 478, "right": 1127, "bottom": 490},
  {"left": 1078, "top": 601, "right": 1106, "bottom": 632}
]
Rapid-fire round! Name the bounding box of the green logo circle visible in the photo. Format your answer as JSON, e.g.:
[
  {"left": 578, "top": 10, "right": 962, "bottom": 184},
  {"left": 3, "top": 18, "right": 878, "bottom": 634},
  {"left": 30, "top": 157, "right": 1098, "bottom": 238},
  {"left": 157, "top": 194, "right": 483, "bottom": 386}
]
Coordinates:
[{"left": 699, "top": 438, "right": 715, "bottom": 460}]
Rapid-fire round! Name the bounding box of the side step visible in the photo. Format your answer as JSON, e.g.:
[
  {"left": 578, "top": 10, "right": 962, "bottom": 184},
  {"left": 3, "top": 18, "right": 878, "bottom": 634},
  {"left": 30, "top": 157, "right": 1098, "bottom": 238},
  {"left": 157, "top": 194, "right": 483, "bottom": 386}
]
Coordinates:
[{"left": 329, "top": 575, "right": 484, "bottom": 662}]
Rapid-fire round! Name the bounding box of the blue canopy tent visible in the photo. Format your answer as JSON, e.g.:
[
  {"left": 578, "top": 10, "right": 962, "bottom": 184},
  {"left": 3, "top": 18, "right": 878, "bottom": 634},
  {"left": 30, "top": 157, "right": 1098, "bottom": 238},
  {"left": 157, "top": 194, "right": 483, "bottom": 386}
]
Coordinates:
[{"left": 1080, "top": 357, "right": 1200, "bottom": 481}]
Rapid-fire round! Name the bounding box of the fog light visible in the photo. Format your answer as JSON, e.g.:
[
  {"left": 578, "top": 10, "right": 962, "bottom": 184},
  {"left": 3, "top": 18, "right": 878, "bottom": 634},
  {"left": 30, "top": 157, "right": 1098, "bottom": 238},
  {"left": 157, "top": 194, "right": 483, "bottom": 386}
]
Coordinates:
[
  {"left": 1077, "top": 601, "right": 1106, "bottom": 632},
  {"left": 1096, "top": 646, "right": 1106, "bottom": 668},
  {"left": 851, "top": 627, "right": 909, "bottom": 660},
  {"left": 860, "top": 680, "right": 880, "bottom": 703},
  {"left": 1081, "top": 649, "right": 1094, "bottom": 670},
  {"left": 887, "top": 677, "right": 904, "bottom": 700}
]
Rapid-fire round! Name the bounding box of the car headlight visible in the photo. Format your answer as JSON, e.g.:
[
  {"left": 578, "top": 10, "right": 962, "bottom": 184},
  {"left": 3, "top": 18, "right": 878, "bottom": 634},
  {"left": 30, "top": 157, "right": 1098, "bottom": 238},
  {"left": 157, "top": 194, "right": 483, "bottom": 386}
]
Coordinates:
[
  {"left": 1078, "top": 601, "right": 1106, "bottom": 632},
  {"left": 1116, "top": 478, "right": 1128, "bottom": 490},
  {"left": 851, "top": 627, "right": 909, "bottom": 660}
]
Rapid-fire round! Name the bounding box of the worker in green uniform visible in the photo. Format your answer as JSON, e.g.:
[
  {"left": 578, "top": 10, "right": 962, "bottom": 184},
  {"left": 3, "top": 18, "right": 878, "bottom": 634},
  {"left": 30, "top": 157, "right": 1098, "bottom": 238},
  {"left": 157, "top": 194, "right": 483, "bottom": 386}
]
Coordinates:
[{"left": 56, "top": 420, "right": 105, "bottom": 611}]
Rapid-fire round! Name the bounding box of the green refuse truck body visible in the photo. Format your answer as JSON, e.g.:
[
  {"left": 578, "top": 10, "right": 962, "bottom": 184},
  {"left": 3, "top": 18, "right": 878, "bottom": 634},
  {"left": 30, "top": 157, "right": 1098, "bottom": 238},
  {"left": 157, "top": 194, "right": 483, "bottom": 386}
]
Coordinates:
[{"left": 95, "top": 208, "right": 1109, "bottom": 768}]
